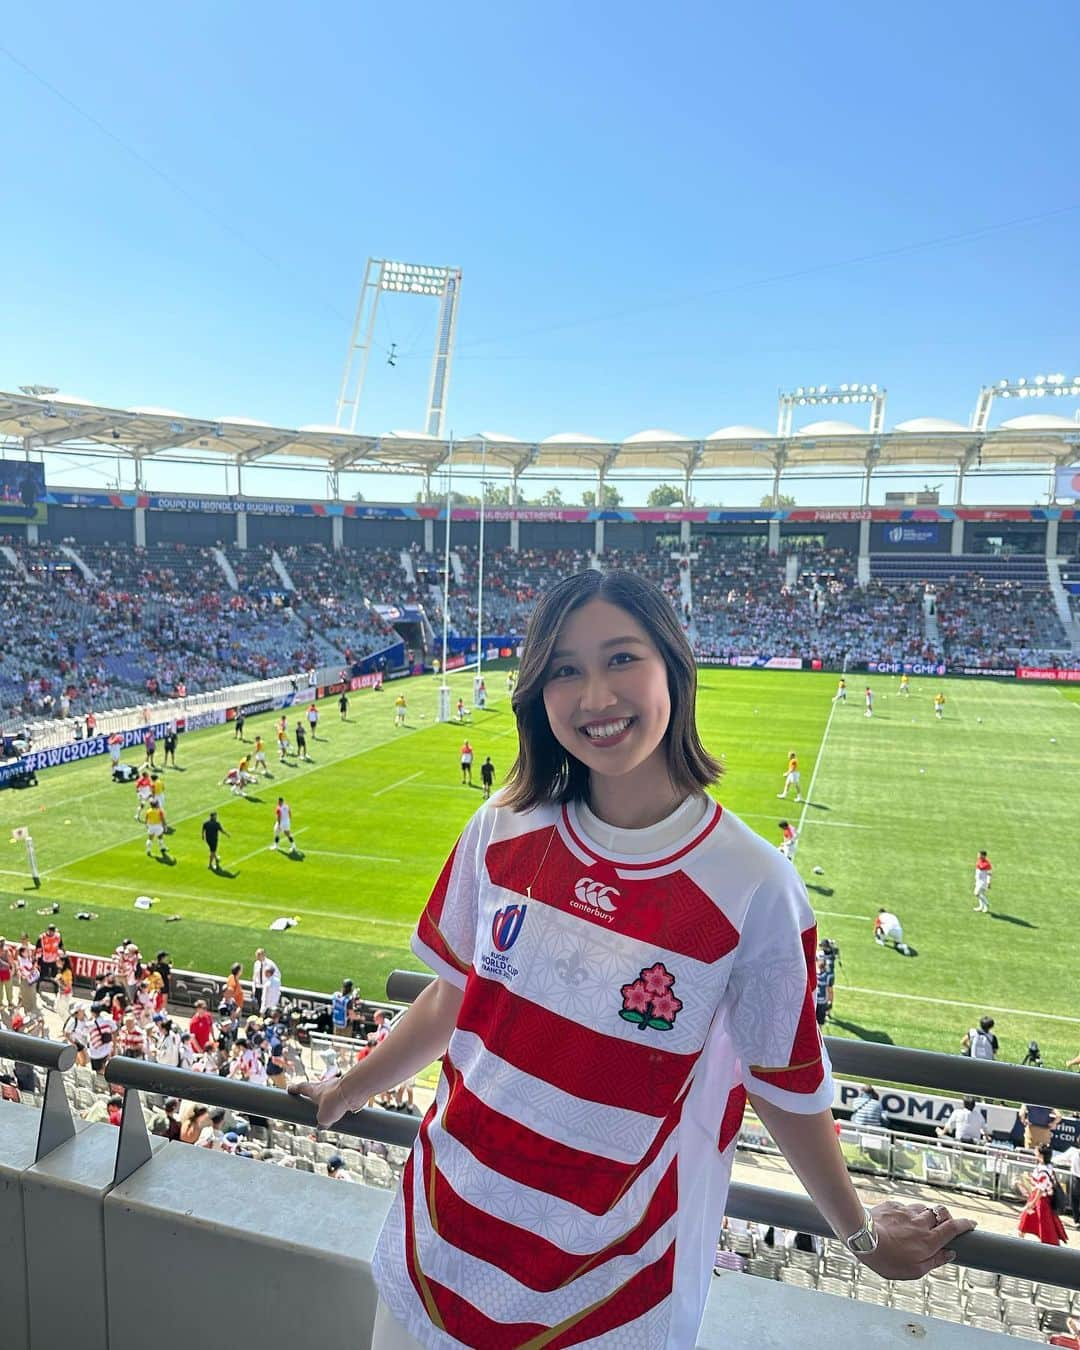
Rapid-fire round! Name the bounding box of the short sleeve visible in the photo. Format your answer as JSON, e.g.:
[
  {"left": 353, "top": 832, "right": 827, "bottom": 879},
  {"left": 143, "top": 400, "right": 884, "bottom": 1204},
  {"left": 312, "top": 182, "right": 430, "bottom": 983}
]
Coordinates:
[
  {"left": 725, "top": 862, "right": 834, "bottom": 1114},
  {"left": 411, "top": 805, "right": 491, "bottom": 990}
]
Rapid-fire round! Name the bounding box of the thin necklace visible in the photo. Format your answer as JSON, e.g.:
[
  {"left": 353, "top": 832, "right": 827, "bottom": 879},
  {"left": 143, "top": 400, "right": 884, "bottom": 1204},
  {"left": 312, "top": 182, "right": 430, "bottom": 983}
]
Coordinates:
[{"left": 525, "top": 824, "right": 558, "bottom": 899}]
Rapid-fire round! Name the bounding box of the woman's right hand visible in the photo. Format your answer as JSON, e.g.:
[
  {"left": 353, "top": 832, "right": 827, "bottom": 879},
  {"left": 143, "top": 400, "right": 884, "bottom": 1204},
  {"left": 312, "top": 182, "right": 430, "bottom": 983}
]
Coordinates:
[{"left": 288, "top": 1076, "right": 352, "bottom": 1128}]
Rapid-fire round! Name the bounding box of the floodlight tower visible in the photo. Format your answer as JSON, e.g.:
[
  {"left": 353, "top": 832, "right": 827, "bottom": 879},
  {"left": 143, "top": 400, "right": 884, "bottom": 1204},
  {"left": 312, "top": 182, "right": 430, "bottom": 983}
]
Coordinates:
[
  {"left": 774, "top": 382, "right": 886, "bottom": 505},
  {"left": 335, "top": 258, "right": 462, "bottom": 436},
  {"left": 776, "top": 382, "right": 886, "bottom": 437},
  {"left": 971, "top": 372, "right": 1080, "bottom": 433}
]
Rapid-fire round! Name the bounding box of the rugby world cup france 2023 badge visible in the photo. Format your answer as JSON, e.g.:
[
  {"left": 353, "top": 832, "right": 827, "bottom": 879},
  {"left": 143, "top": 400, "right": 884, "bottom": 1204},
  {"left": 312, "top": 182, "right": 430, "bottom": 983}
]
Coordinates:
[{"left": 482, "top": 903, "right": 527, "bottom": 980}]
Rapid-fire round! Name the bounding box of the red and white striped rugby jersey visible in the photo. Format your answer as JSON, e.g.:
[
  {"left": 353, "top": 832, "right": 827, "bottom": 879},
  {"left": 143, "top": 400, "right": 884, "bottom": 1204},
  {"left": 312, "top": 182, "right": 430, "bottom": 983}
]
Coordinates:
[{"left": 373, "top": 795, "right": 834, "bottom": 1349}]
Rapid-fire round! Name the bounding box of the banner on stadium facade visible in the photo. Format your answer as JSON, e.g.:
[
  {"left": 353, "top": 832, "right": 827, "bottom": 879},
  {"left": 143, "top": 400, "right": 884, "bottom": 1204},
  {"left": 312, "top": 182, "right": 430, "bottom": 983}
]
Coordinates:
[
  {"left": 41, "top": 487, "right": 1080, "bottom": 525},
  {"left": 227, "top": 690, "right": 298, "bottom": 722},
  {"left": 178, "top": 708, "right": 227, "bottom": 733},
  {"left": 866, "top": 660, "right": 948, "bottom": 676},
  {"left": 833, "top": 1080, "right": 1077, "bottom": 1143},
  {"left": 958, "top": 666, "right": 1016, "bottom": 679},
  {"left": 698, "top": 655, "right": 804, "bottom": 670},
  {"left": 1055, "top": 466, "right": 1080, "bottom": 500},
  {"left": 1016, "top": 666, "right": 1080, "bottom": 682},
  {"left": 882, "top": 524, "right": 940, "bottom": 546},
  {"left": 0, "top": 759, "right": 33, "bottom": 787},
  {"left": 19, "top": 720, "right": 173, "bottom": 774}
]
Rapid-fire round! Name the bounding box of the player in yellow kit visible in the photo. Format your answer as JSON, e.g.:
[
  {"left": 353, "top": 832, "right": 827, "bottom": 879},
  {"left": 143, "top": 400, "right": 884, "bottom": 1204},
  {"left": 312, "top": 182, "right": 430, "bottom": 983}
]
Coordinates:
[
  {"left": 934, "top": 692, "right": 946, "bottom": 721},
  {"left": 394, "top": 693, "right": 407, "bottom": 727},
  {"left": 899, "top": 673, "right": 911, "bottom": 697},
  {"left": 144, "top": 802, "right": 168, "bottom": 858},
  {"left": 777, "top": 750, "right": 802, "bottom": 802},
  {"left": 833, "top": 677, "right": 847, "bottom": 703},
  {"left": 253, "top": 734, "right": 270, "bottom": 776}
]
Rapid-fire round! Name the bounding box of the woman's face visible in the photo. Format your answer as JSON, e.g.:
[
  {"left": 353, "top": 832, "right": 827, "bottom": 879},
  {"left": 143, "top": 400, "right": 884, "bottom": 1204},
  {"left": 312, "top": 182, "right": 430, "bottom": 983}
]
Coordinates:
[{"left": 542, "top": 598, "right": 672, "bottom": 793}]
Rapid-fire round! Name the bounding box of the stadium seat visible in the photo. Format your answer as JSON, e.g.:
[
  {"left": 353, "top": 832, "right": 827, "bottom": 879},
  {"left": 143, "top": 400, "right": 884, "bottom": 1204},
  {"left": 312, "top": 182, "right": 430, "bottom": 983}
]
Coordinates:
[
  {"left": 362, "top": 1155, "right": 394, "bottom": 1189},
  {"left": 746, "top": 1254, "right": 783, "bottom": 1281}
]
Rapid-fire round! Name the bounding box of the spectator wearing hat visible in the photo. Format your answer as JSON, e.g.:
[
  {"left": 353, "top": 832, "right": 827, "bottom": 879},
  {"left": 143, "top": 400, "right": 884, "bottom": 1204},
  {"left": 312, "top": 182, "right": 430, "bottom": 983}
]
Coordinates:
[
  {"left": 87, "top": 1002, "right": 117, "bottom": 1074},
  {"left": 326, "top": 1156, "right": 352, "bottom": 1181},
  {"left": 1019, "top": 1102, "right": 1062, "bottom": 1151}
]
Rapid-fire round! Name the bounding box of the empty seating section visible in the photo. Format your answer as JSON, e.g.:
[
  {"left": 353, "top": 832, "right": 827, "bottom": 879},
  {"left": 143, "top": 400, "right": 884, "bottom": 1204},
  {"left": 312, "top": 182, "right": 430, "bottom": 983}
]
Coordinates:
[{"left": 716, "top": 1228, "right": 1080, "bottom": 1338}]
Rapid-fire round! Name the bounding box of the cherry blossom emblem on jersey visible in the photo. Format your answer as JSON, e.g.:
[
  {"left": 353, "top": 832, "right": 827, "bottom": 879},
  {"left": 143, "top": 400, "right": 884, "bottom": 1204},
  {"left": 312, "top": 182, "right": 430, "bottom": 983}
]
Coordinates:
[{"left": 619, "top": 961, "right": 684, "bottom": 1032}]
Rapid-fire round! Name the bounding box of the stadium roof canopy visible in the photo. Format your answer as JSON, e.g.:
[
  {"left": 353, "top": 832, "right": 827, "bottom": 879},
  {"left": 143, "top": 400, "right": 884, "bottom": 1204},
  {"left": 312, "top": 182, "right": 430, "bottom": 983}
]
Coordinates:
[{"left": 1, "top": 391, "right": 1077, "bottom": 488}]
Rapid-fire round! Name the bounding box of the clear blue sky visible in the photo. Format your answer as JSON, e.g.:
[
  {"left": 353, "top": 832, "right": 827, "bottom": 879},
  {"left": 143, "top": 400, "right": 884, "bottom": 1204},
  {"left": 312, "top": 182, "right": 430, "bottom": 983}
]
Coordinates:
[{"left": 2, "top": 1, "right": 1078, "bottom": 505}]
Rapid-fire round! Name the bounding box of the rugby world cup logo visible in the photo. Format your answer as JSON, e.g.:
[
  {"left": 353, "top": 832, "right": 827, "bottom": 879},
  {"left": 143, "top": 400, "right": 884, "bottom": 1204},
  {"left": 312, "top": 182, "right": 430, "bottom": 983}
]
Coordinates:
[{"left": 491, "top": 903, "right": 527, "bottom": 953}]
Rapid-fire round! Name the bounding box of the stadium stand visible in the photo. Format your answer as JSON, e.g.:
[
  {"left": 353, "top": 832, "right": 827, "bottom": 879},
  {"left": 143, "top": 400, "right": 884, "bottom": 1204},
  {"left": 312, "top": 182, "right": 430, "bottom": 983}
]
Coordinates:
[{"left": 3, "top": 527, "right": 1078, "bottom": 728}]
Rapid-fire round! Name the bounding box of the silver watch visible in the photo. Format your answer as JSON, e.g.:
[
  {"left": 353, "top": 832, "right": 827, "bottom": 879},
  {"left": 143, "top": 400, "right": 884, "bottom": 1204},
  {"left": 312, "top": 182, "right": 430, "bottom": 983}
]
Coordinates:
[{"left": 843, "top": 1205, "right": 879, "bottom": 1256}]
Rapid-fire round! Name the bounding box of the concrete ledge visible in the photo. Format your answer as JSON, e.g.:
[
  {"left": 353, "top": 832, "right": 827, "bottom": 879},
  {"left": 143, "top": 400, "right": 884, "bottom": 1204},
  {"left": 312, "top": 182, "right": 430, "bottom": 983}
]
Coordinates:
[
  {"left": 104, "top": 1142, "right": 394, "bottom": 1350},
  {"left": 699, "top": 1270, "right": 1009, "bottom": 1348}
]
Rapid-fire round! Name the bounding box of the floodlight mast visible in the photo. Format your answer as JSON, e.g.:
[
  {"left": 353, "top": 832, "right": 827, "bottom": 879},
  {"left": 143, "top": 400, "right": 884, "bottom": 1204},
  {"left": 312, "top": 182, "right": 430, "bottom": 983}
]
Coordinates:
[
  {"left": 776, "top": 383, "right": 886, "bottom": 437},
  {"left": 971, "top": 373, "right": 1080, "bottom": 434},
  {"left": 335, "top": 258, "right": 462, "bottom": 437},
  {"left": 774, "top": 383, "right": 886, "bottom": 504}
]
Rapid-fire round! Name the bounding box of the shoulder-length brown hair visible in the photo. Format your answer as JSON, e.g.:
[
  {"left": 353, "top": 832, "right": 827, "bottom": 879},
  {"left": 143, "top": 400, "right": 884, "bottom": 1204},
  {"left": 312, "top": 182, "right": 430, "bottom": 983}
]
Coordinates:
[{"left": 501, "top": 569, "right": 720, "bottom": 812}]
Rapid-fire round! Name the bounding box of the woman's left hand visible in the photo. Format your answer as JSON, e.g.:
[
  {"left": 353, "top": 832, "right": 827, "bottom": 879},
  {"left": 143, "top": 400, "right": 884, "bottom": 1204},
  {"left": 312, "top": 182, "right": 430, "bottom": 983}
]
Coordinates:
[{"left": 859, "top": 1201, "right": 976, "bottom": 1280}]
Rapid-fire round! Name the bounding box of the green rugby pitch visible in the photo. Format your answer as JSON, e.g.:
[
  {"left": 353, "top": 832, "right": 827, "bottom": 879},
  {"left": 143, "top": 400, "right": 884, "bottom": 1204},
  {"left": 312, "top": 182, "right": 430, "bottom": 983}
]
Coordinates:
[{"left": 1, "top": 669, "right": 1077, "bottom": 1067}]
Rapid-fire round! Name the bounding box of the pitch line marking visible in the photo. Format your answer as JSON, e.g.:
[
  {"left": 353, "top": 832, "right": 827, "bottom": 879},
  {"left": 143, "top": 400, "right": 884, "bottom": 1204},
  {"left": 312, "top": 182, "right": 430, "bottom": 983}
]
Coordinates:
[
  {"left": 303, "top": 848, "right": 403, "bottom": 863},
  {"left": 794, "top": 694, "right": 841, "bottom": 844},
  {"left": 813, "top": 908, "right": 874, "bottom": 921},
  {"left": 229, "top": 826, "right": 308, "bottom": 869},
  {"left": 44, "top": 872, "right": 415, "bottom": 930},
  {"left": 838, "top": 983, "right": 1080, "bottom": 1027},
  {"left": 372, "top": 771, "right": 423, "bottom": 798}
]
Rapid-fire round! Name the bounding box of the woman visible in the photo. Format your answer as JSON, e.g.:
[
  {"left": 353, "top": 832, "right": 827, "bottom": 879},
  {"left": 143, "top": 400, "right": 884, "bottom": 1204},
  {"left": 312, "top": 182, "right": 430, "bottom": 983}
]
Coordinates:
[
  {"left": 178, "top": 1103, "right": 210, "bottom": 1145},
  {"left": 1017, "top": 1144, "right": 1068, "bottom": 1245},
  {"left": 293, "top": 570, "right": 976, "bottom": 1349},
  {"left": 225, "top": 962, "right": 245, "bottom": 1015}
]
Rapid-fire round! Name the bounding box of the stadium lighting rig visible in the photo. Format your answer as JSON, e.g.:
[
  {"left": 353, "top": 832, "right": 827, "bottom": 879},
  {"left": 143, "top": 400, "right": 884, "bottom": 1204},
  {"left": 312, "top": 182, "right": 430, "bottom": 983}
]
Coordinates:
[
  {"left": 971, "top": 373, "right": 1080, "bottom": 433},
  {"left": 336, "top": 256, "right": 462, "bottom": 437},
  {"left": 777, "top": 383, "right": 886, "bottom": 436}
]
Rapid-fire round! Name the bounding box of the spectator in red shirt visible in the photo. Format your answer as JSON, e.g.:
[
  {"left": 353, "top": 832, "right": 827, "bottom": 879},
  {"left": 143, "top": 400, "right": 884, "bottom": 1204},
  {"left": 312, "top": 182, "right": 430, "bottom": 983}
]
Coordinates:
[{"left": 189, "top": 999, "right": 216, "bottom": 1053}]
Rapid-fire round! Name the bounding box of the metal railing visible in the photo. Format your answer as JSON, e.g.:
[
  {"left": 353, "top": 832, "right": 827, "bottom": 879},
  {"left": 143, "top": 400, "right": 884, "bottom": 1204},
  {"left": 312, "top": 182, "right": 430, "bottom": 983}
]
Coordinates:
[{"left": 5, "top": 992, "right": 1080, "bottom": 1291}]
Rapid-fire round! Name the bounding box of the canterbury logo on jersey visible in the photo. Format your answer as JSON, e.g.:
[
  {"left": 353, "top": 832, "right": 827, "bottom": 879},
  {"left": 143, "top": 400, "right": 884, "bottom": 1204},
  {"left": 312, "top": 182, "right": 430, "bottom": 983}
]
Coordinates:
[{"left": 571, "top": 877, "right": 620, "bottom": 916}]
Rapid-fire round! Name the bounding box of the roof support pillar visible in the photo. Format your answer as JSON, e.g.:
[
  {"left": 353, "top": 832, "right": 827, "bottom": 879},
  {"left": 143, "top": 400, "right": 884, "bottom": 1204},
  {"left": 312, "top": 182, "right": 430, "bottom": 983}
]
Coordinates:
[
  {"left": 133, "top": 454, "right": 145, "bottom": 493},
  {"left": 767, "top": 520, "right": 780, "bottom": 555},
  {"left": 331, "top": 514, "right": 344, "bottom": 552},
  {"left": 861, "top": 445, "right": 881, "bottom": 507},
  {"left": 509, "top": 475, "right": 520, "bottom": 553},
  {"left": 235, "top": 509, "right": 247, "bottom": 551}
]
